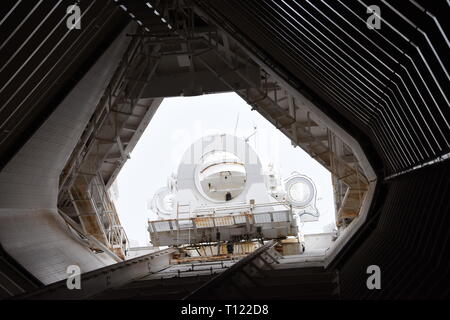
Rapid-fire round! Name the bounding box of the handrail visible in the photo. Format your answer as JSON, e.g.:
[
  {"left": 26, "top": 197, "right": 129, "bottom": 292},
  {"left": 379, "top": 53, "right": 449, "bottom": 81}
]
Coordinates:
[
  {"left": 148, "top": 206, "right": 292, "bottom": 225},
  {"left": 195, "top": 201, "right": 290, "bottom": 213}
]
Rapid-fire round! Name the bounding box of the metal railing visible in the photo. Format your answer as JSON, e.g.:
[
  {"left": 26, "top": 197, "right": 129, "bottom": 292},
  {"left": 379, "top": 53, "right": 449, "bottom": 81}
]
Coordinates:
[{"left": 148, "top": 202, "right": 297, "bottom": 246}]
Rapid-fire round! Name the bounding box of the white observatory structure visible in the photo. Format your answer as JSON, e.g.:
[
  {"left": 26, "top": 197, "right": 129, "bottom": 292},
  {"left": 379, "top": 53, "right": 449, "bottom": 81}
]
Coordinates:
[{"left": 148, "top": 133, "right": 319, "bottom": 248}]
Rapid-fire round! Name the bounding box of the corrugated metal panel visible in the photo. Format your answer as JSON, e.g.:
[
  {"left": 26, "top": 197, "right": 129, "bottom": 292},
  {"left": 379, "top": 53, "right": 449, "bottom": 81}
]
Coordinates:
[
  {"left": 214, "top": 216, "right": 235, "bottom": 226},
  {"left": 253, "top": 213, "right": 272, "bottom": 224},
  {"left": 152, "top": 221, "right": 171, "bottom": 232},
  {"left": 194, "top": 0, "right": 450, "bottom": 176},
  {"left": 233, "top": 215, "right": 247, "bottom": 224},
  {"left": 194, "top": 217, "right": 215, "bottom": 228},
  {"left": 0, "top": 0, "right": 130, "bottom": 170},
  {"left": 272, "top": 211, "right": 289, "bottom": 222}
]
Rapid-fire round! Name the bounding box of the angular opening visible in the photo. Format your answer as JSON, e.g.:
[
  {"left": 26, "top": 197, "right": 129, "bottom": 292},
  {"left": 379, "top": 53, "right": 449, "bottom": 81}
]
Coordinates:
[
  {"left": 51, "top": 21, "right": 376, "bottom": 271},
  {"left": 113, "top": 93, "right": 340, "bottom": 260}
]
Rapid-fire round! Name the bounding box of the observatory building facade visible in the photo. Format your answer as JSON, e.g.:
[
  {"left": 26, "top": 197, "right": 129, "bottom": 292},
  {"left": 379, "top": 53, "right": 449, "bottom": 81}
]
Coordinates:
[{"left": 148, "top": 133, "right": 320, "bottom": 253}]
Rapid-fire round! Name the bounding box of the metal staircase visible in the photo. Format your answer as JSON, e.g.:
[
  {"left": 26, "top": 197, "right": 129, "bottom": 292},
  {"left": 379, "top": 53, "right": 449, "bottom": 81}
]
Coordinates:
[{"left": 93, "top": 242, "right": 340, "bottom": 300}]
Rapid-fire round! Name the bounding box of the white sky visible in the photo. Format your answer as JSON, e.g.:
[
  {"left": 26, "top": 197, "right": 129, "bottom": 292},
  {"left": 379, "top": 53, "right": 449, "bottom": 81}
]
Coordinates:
[{"left": 114, "top": 92, "right": 335, "bottom": 247}]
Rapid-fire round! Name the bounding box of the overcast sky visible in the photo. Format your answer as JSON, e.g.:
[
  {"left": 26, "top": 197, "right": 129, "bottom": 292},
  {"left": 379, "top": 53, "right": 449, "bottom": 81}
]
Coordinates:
[{"left": 113, "top": 93, "right": 335, "bottom": 247}]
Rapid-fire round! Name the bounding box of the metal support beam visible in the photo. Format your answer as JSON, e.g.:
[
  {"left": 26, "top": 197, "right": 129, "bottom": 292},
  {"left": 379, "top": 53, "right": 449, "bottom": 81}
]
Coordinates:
[{"left": 17, "top": 248, "right": 176, "bottom": 300}]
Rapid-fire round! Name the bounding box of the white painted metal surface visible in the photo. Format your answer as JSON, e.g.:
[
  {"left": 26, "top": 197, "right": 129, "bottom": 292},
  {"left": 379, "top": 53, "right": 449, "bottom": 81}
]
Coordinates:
[
  {"left": 0, "top": 24, "right": 135, "bottom": 285},
  {"left": 148, "top": 134, "right": 325, "bottom": 246}
]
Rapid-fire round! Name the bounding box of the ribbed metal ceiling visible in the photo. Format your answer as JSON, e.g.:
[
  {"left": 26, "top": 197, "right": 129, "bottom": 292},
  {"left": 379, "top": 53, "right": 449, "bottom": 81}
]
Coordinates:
[
  {"left": 194, "top": 0, "right": 450, "bottom": 176},
  {"left": 0, "top": 0, "right": 129, "bottom": 169},
  {"left": 2, "top": 0, "right": 448, "bottom": 176}
]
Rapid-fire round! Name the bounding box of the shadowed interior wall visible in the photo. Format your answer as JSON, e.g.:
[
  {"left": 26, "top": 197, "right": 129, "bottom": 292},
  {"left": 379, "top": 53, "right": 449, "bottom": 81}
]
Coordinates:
[
  {"left": 0, "top": 25, "right": 133, "bottom": 285},
  {"left": 193, "top": 0, "right": 450, "bottom": 298},
  {"left": 339, "top": 159, "right": 450, "bottom": 299}
]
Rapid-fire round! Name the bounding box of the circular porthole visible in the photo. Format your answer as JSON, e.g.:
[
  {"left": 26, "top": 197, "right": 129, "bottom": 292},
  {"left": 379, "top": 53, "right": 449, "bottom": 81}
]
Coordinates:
[
  {"left": 285, "top": 174, "right": 316, "bottom": 208},
  {"left": 151, "top": 187, "right": 175, "bottom": 218},
  {"left": 195, "top": 150, "right": 247, "bottom": 203}
]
